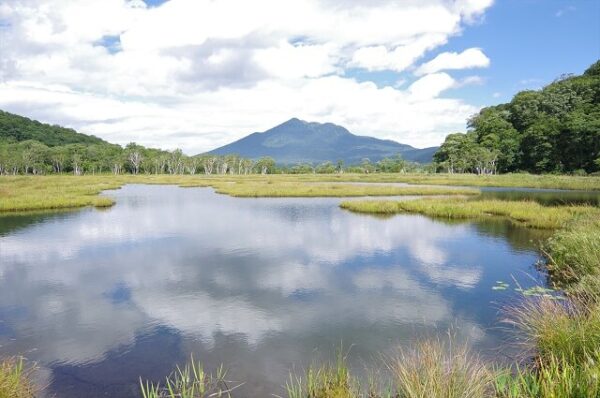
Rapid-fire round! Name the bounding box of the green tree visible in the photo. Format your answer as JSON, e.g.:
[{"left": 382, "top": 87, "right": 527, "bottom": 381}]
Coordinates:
[{"left": 256, "top": 157, "right": 276, "bottom": 174}]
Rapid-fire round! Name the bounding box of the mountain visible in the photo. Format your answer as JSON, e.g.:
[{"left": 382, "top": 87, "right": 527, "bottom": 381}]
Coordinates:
[
  {"left": 207, "top": 118, "right": 438, "bottom": 164},
  {"left": 0, "top": 110, "right": 107, "bottom": 146}
]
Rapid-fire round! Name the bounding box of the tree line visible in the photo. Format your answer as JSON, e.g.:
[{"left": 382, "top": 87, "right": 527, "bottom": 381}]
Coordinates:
[
  {"left": 0, "top": 140, "right": 276, "bottom": 176},
  {"left": 0, "top": 109, "right": 425, "bottom": 176},
  {"left": 0, "top": 137, "right": 422, "bottom": 176},
  {"left": 434, "top": 60, "right": 600, "bottom": 175}
]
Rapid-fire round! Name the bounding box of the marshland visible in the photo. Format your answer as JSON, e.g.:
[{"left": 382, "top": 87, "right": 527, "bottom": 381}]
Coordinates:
[
  {"left": 0, "top": 5, "right": 599, "bottom": 396},
  {"left": 1, "top": 172, "right": 599, "bottom": 397}
]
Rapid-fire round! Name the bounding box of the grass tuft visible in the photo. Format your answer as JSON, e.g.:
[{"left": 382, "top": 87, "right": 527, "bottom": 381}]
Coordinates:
[
  {"left": 0, "top": 357, "right": 37, "bottom": 398},
  {"left": 505, "top": 297, "right": 600, "bottom": 366},
  {"left": 140, "top": 357, "right": 239, "bottom": 398},
  {"left": 389, "top": 340, "right": 494, "bottom": 398}
]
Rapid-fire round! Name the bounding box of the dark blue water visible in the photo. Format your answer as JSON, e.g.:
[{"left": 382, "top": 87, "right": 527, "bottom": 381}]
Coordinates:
[{"left": 0, "top": 185, "right": 554, "bottom": 397}]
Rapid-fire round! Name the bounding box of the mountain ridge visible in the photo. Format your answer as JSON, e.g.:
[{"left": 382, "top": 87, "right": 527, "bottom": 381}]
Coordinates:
[{"left": 207, "top": 118, "right": 438, "bottom": 164}]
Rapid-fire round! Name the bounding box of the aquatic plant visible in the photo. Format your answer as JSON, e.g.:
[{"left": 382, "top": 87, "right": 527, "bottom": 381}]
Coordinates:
[{"left": 140, "top": 358, "right": 240, "bottom": 398}]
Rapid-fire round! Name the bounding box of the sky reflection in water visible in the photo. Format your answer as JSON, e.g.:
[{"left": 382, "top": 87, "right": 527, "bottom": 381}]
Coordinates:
[{"left": 0, "top": 185, "right": 549, "bottom": 397}]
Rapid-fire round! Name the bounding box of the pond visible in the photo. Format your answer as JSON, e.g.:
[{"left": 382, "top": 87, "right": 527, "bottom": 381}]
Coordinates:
[{"left": 0, "top": 184, "right": 564, "bottom": 397}]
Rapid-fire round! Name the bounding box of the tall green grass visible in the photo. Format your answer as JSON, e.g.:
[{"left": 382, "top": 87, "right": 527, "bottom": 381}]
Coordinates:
[
  {"left": 505, "top": 298, "right": 600, "bottom": 364},
  {"left": 545, "top": 217, "right": 600, "bottom": 285},
  {"left": 390, "top": 340, "right": 494, "bottom": 398},
  {"left": 494, "top": 355, "right": 600, "bottom": 398},
  {"left": 285, "top": 350, "right": 362, "bottom": 398},
  {"left": 0, "top": 357, "right": 36, "bottom": 398}
]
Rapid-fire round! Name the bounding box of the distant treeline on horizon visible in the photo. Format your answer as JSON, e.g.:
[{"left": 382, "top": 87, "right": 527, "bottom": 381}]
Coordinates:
[{"left": 1, "top": 60, "right": 599, "bottom": 176}]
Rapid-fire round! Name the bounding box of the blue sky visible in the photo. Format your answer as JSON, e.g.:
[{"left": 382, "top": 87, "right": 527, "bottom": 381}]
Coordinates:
[
  {"left": 447, "top": 0, "right": 600, "bottom": 104},
  {"left": 0, "top": 0, "right": 598, "bottom": 152},
  {"left": 348, "top": 0, "right": 600, "bottom": 106}
]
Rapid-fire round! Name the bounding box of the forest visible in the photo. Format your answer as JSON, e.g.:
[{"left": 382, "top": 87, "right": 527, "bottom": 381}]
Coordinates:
[{"left": 434, "top": 60, "right": 600, "bottom": 175}]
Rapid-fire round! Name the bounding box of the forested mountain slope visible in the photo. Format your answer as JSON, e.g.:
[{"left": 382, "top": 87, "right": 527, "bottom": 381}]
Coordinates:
[{"left": 0, "top": 110, "right": 106, "bottom": 146}]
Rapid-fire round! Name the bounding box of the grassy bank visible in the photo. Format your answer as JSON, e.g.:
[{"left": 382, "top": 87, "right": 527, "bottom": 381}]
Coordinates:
[
  {"left": 138, "top": 335, "right": 600, "bottom": 398},
  {"left": 340, "top": 198, "right": 600, "bottom": 229}
]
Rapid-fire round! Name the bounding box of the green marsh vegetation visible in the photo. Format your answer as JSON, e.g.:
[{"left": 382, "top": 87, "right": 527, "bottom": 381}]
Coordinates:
[
  {"left": 3, "top": 173, "right": 600, "bottom": 214},
  {"left": 340, "top": 198, "right": 600, "bottom": 229},
  {"left": 0, "top": 174, "right": 481, "bottom": 213},
  {"left": 337, "top": 198, "right": 600, "bottom": 397},
  {"left": 139, "top": 358, "right": 239, "bottom": 398},
  {"left": 0, "top": 357, "right": 37, "bottom": 398}
]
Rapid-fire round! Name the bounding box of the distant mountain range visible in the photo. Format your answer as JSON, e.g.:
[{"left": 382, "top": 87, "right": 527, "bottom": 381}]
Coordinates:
[{"left": 207, "top": 118, "right": 438, "bottom": 164}]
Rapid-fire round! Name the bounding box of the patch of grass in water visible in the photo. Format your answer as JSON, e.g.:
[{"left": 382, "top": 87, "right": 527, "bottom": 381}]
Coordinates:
[
  {"left": 139, "top": 357, "right": 239, "bottom": 398},
  {"left": 340, "top": 198, "right": 599, "bottom": 229},
  {"left": 0, "top": 175, "right": 477, "bottom": 213}
]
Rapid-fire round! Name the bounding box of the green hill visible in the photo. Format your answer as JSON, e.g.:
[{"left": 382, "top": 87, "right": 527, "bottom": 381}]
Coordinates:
[{"left": 0, "top": 110, "right": 107, "bottom": 146}]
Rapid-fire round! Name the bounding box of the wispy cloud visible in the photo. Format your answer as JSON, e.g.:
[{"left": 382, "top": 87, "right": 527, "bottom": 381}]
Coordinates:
[{"left": 556, "top": 5, "right": 576, "bottom": 17}]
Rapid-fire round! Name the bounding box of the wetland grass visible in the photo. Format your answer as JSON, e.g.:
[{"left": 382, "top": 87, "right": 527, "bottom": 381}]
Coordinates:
[
  {"left": 3, "top": 174, "right": 600, "bottom": 396},
  {"left": 545, "top": 217, "right": 600, "bottom": 285},
  {"left": 212, "top": 181, "right": 479, "bottom": 197},
  {"left": 0, "top": 175, "right": 477, "bottom": 213},
  {"left": 390, "top": 340, "right": 494, "bottom": 398},
  {"left": 340, "top": 198, "right": 600, "bottom": 229},
  {"left": 248, "top": 173, "right": 600, "bottom": 191},
  {"left": 139, "top": 359, "right": 237, "bottom": 398},
  {"left": 1, "top": 172, "right": 599, "bottom": 213},
  {"left": 0, "top": 357, "right": 36, "bottom": 398}
]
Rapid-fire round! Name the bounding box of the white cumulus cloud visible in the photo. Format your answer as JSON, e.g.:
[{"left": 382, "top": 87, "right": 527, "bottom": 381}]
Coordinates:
[
  {"left": 415, "top": 47, "right": 491, "bottom": 76},
  {"left": 0, "top": 0, "right": 494, "bottom": 152}
]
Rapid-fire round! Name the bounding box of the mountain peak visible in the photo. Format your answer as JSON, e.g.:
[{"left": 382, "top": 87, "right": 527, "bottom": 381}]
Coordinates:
[
  {"left": 207, "top": 119, "right": 438, "bottom": 164},
  {"left": 276, "top": 117, "right": 306, "bottom": 128}
]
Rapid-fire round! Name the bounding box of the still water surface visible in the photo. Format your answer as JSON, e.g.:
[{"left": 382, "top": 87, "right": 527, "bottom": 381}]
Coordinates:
[{"left": 0, "top": 185, "right": 563, "bottom": 397}]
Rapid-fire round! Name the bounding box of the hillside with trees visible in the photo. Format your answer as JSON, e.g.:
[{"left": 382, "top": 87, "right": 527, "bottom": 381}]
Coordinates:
[
  {"left": 0, "top": 110, "right": 107, "bottom": 147},
  {"left": 434, "top": 60, "right": 600, "bottom": 175}
]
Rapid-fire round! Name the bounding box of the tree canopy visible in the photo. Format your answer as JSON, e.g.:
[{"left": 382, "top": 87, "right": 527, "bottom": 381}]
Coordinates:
[
  {"left": 434, "top": 60, "right": 600, "bottom": 174},
  {"left": 0, "top": 110, "right": 107, "bottom": 147}
]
